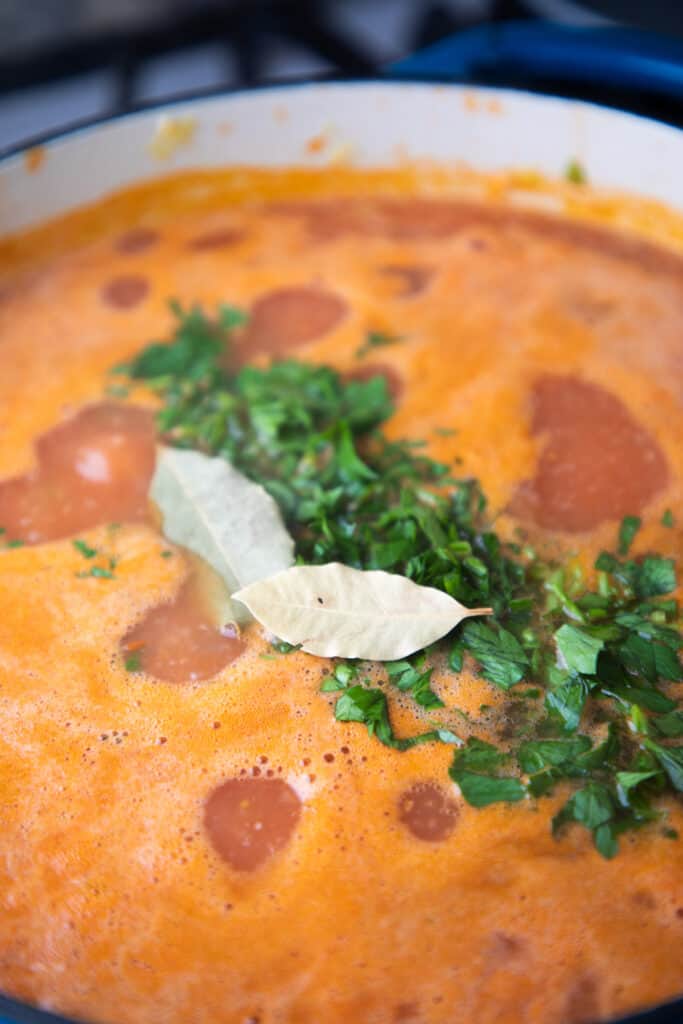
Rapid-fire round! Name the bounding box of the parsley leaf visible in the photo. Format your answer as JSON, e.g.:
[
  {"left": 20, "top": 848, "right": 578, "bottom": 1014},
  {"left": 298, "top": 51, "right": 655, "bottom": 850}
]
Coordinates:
[
  {"left": 76, "top": 566, "right": 115, "bottom": 580},
  {"left": 73, "top": 539, "right": 97, "bottom": 559},
  {"left": 320, "top": 661, "right": 358, "bottom": 692},
  {"left": 616, "top": 770, "right": 661, "bottom": 799},
  {"left": 545, "top": 675, "right": 590, "bottom": 733},
  {"left": 553, "top": 781, "right": 619, "bottom": 858},
  {"left": 618, "top": 515, "right": 641, "bottom": 556},
  {"left": 555, "top": 624, "right": 604, "bottom": 675},
  {"left": 386, "top": 659, "right": 444, "bottom": 709},
  {"left": 518, "top": 736, "right": 592, "bottom": 775},
  {"left": 635, "top": 557, "right": 676, "bottom": 598},
  {"left": 450, "top": 738, "right": 526, "bottom": 807},
  {"left": 565, "top": 159, "right": 587, "bottom": 185},
  {"left": 461, "top": 621, "right": 528, "bottom": 690},
  {"left": 652, "top": 711, "right": 683, "bottom": 738},
  {"left": 335, "top": 686, "right": 443, "bottom": 751},
  {"left": 355, "top": 331, "right": 402, "bottom": 359},
  {"left": 125, "top": 301, "right": 227, "bottom": 381},
  {"left": 124, "top": 651, "right": 142, "bottom": 672},
  {"left": 644, "top": 740, "right": 683, "bottom": 792}
]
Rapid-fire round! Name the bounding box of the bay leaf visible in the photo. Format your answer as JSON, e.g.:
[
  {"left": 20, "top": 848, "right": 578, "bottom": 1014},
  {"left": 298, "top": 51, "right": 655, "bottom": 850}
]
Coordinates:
[
  {"left": 150, "top": 446, "right": 295, "bottom": 624},
  {"left": 233, "top": 562, "right": 492, "bottom": 660}
]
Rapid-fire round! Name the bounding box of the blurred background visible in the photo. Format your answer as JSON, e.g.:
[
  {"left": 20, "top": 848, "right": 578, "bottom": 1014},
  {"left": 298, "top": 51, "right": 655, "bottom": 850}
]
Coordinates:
[{"left": 2, "top": 0, "right": 683, "bottom": 151}]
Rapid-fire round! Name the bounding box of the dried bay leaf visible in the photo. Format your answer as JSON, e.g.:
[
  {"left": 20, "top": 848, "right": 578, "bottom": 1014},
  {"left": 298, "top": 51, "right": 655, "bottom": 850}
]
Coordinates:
[
  {"left": 150, "top": 446, "right": 295, "bottom": 624},
  {"left": 233, "top": 562, "right": 492, "bottom": 660}
]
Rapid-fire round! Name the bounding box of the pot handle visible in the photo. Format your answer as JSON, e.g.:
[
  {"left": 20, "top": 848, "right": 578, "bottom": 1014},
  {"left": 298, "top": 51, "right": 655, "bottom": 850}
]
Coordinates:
[{"left": 388, "top": 21, "right": 683, "bottom": 103}]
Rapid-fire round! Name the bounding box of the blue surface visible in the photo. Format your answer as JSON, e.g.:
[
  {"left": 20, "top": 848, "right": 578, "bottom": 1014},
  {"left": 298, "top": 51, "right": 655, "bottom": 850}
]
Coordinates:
[{"left": 390, "top": 21, "right": 683, "bottom": 103}]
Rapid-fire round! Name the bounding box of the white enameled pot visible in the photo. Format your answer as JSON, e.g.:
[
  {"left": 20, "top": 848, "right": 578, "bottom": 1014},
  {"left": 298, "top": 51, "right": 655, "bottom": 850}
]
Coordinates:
[{"left": 1, "top": 80, "right": 682, "bottom": 238}]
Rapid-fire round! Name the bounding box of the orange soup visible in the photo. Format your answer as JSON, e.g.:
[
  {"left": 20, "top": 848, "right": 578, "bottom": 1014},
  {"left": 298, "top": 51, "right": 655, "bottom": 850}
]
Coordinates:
[{"left": 1, "top": 166, "right": 683, "bottom": 1024}]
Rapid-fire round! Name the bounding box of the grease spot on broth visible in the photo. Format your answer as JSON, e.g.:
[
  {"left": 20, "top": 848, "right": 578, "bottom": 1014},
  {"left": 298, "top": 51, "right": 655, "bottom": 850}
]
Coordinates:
[
  {"left": 101, "top": 275, "right": 150, "bottom": 310},
  {"left": 398, "top": 782, "right": 458, "bottom": 842},
  {"left": 240, "top": 287, "right": 347, "bottom": 361},
  {"left": 115, "top": 229, "right": 160, "bottom": 255},
  {"left": 122, "top": 575, "right": 245, "bottom": 683},
  {"left": 204, "top": 778, "right": 302, "bottom": 871},
  {"left": 393, "top": 1002, "right": 420, "bottom": 1022},
  {"left": 188, "top": 228, "right": 245, "bottom": 251},
  {"left": 0, "top": 404, "right": 155, "bottom": 542},
  {"left": 510, "top": 376, "right": 668, "bottom": 532}
]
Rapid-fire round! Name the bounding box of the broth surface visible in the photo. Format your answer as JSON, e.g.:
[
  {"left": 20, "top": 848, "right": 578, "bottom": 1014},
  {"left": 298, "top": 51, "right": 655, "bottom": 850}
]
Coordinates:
[{"left": 1, "top": 167, "right": 683, "bottom": 1024}]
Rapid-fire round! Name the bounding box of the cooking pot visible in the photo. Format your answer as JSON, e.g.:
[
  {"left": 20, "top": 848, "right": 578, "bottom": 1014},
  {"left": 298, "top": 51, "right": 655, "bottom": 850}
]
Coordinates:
[{"left": 1, "top": 21, "right": 682, "bottom": 1024}]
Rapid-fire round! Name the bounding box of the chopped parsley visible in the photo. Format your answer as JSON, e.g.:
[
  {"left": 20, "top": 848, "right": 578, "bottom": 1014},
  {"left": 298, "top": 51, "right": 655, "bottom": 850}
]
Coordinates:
[
  {"left": 450, "top": 738, "right": 526, "bottom": 807},
  {"left": 118, "top": 301, "right": 683, "bottom": 857},
  {"left": 320, "top": 662, "right": 358, "bottom": 692},
  {"left": 1, "top": 528, "right": 25, "bottom": 549},
  {"left": 386, "top": 656, "right": 443, "bottom": 709},
  {"left": 618, "top": 514, "right": 641, "bottom": 556},
  {"left": 554, "top": 624, "right": 603, "bottom": 675},
  {"left": 335, "top": 685, "right": 458, "bottom": 751},
  {"left": 76, "top": 566, "right": 115, "bottom": 580},
  {"left": 355, "top": 330, "right": 402, "bottom": 359},
  {"left": 124, "top": 651, "right": 143, "bottom": 672},
  {"left": 461, "top": 621, "right": 528, "bottom": 689},
  {"left": 565, "top": 159, "right": 587, "bottom": 185},
  {"left": 73, "top": 539, "right": 98, "bottom": 559}
]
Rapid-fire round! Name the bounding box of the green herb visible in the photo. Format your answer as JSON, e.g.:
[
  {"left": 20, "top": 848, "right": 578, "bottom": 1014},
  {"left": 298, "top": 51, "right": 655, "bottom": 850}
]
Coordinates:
[
  {"left": 644, "top": 739, "right": 683, "bottom": 791},
  {"left": 320, "top": 662, "right": 358, "bottom": 692},
  {"left": 117, "top": 301, "right": 683, "bottom": 858},
  {"left": 6, "top": 539, "right": 25, "bottom": 549},
  {"left": 652, "top": 711, "right": 683, "bottom": 737},
  {"left": 160, "top": 549, "right": 174, "bottom": 559},
  {"left": 518, "top": 735, "right": 592, "bottom": 774},
  {"left": 555, "top": 624, "right": 603, "bottom": 675},
  {"left": 662, "top": 508, "right": 675, "bottom": 528},
  {"left": 76, "top": 566, "right": 115, "bottom": 580},
  {"left": 386, "top": 658, "right": 443, "bottom": 709},
  {"left": 553, "top": 781, "right": 618, "bottom": 858},
  {"left": 616, "top": 770, "right": 661, "bottom": 798},
  {"left": 450, "top": 738, "right": 526, "bottom": 807},
  {"left": 73, "top": 539, "right": 98, "bottom": 559},
  {"left": 461, "top": 621, "right": 528, "bottom": 689},
  {"left": 618, "top": 515, "right": 641, "bottom": 555},
  {"left": 320, "top": 677, "right": 345, "bottom": 692},
  {"left": 448, "top": 640, "right": 464, "bottom": 673},
  {"left": 636, "top": 556, "right": 676, "bottom": 598},
  {"left": 565, "top": 159, "right": 587, "bottom": 185},
  {"left": 355, "top": 330, "right": 402, "bottom": 359},
  {"left": 270, "top": 640, "right": 301, "bottom": 654},
  {"left": 121, "top": 301, "right": 238, "bottom": 381},
  {"left": 335, "top": 685, "right": 448, "bottom": 751},
  {"left": 124, "top": 651, "right": 142, "bottom": 672}
]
